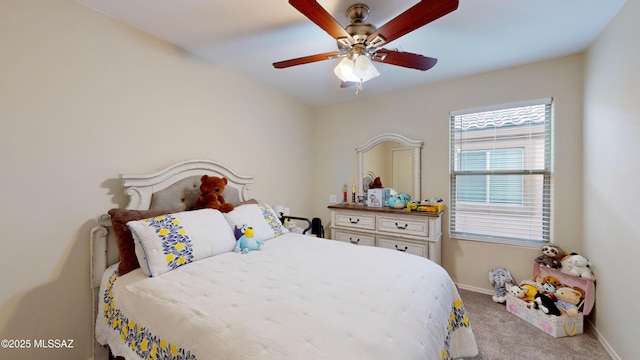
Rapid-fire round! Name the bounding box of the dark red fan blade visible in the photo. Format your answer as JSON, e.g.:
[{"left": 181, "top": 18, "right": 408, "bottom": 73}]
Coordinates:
[
  {"left": 367, "top": 0, "right": 458, "bottom": 46},
  {"left": 372, "top": 49, "right": 438, "bottom": 71},
  {"left": 289, "top": 0, "right": 354, "bottom": 43},
  {"left": 340, "top": 81, "right": 357, "bottom": 88},
  {"left": 273, "top": 51, "right": 341, "bottom": 69}
]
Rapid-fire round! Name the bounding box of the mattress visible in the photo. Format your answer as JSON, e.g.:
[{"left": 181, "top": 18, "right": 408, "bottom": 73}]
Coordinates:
[{"left": 96, "top": 233, "right": 477, "bottom": 359}]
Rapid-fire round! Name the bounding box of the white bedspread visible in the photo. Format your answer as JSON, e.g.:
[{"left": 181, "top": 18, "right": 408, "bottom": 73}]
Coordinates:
[{"left": 96, "top": 233, "right": 477, "bottom": 360}]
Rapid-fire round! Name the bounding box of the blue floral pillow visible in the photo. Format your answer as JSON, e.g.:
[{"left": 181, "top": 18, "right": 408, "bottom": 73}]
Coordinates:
[
  {"left": 224, "top": 202, "right": 288, "bottom": 241},
  {"left": 127, "top": 209, "right": 235, "bottom": 277},
  {"left": 258, "top": 202, "right": 288, "bottom": 237}
]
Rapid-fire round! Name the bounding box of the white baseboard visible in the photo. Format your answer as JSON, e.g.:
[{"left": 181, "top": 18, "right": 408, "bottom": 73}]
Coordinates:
[
  {"left": 585, "top": 318, "right": 621, "bottom": 360},
  {"left": 455, "top": 282, "right": 494, "bottom": 296},
  {"left": 456, "top": 282, "right": 621, "bottom": 360}
]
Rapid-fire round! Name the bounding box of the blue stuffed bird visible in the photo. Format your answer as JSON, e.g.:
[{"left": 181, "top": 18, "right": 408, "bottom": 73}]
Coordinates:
[{"left": 234, "top": 225, "right": 264, "bottom": 254}]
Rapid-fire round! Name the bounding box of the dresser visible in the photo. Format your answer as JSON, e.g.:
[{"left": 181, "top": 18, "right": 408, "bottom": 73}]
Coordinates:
[{"left": 328, "top": 204, "right": 442, "bottom": 264}]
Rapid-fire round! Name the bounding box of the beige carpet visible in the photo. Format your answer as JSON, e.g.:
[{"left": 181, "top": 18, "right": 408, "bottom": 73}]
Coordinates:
[{"left": 458, "top": 288, "right": 610, "bottom": 360}]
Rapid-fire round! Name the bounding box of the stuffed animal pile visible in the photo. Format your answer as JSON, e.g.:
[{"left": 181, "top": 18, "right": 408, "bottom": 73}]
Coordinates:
[
  {"left": 494, "top": 245, "right": 596, "bottom": 318},
  {"left": 504, "top": 274, "right": 587, "bottom": 317},
  {"left": 535, "top": 245, "right": 596, "bottom": 280}
]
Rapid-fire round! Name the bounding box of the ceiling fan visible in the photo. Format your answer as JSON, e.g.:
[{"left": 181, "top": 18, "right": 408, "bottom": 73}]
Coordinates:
[{"left": 273, "top": 0, "right": 459, "bottom": 94}]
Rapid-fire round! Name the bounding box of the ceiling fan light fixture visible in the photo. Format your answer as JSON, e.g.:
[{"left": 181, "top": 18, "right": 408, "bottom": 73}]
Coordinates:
[
  {"left": 333, "top": 53, "right": 379, "bottom": 85},
  {"left": 354, "top": 54, "right": 379, "bottom": 82},
  {"left": 333, "top": 56, "right": 358, "bottom": 82},
  {"left": 276, "top": 0, "right": 459, "bottom": 95}
]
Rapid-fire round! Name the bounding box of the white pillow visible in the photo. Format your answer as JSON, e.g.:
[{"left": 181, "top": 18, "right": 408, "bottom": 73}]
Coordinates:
[
  {"left": 127, "top": 209, "right": 235, "bottom": 277},
  {"left": 223, "top": 202, "right": 288, "bottom": 241}
]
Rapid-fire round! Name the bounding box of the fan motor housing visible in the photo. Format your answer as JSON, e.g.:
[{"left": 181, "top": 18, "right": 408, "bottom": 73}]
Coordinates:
[
  {"left": 346, "top": 3, "right": 369, "bottom": 23},
  {"left": 346, "top": 23, "right": 377, "bottom": 44},
  {"left": 345, "top": 4, "right": 376, "bottom": 44}
]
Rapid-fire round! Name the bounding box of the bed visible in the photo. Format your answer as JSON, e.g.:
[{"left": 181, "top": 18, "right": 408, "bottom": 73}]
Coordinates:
[{"left": 90, "top": 159, "right": 478, "bottom": 360}]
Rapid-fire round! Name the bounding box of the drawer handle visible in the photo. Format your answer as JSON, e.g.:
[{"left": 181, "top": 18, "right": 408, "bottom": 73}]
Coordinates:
[
  {"left": 395, "top": 222, "right": 408, "bottom": 230},
  {"left": 395, "top": 245, "right": 408, "bottom": 252},
  {"left": 349, "top": 237, "right": 360, "bottom": 245},
  {"left": 349, "top": 218, "right": 360, "bottom": 224}
]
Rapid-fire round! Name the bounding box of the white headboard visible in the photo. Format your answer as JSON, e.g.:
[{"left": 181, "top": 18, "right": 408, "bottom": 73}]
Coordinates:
[
  {"left": 90, "top": 159, "right": 253, "bottom": 360},
  {"left": 90, "top": 159, "right": 253, "bottom": 288}
]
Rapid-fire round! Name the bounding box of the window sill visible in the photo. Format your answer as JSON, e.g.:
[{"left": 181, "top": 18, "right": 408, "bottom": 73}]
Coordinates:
[{"left": 448, "top": 234, "right": 547, "bottom": 248}]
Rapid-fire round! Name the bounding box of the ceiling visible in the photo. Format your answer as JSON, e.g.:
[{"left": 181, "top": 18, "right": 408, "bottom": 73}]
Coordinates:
[{"left": 78, "top": 0, "right": 625, "bottom": 107}]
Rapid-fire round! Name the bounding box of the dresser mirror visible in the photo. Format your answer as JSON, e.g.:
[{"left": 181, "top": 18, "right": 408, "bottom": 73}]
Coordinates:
[{"left": 357, "top": 133, "right": 423, "bottom": 200}]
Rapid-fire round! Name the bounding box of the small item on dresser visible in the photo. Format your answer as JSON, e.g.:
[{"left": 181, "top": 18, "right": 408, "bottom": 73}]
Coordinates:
[
  {"left": 351, "top": 184, "right": 356, "bottom": 204},
  {"left": 488, "top": 268, "right": 514, "bottom": 303},
  {"left": 407, "top": 201, "right": 443, "bottom": 213},
  {"left": 367, "top": 188, "right": 390, "bottom": 207},
  {"left": 420, "top": 197, "right": 443, "bottom": 204},
  {"left": 388, "top": 193, "right": 412, "bottom": 209},
  {"left": 370, "top": 176, "right": 383, "bottom": 189},
  {"left": 343, "top": 184, "right": 348, "bottom": 203}
]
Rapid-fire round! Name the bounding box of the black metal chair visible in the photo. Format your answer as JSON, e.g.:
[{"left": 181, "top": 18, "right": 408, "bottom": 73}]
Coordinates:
[{"left": 280, "top": 215, "right": 324, "bottom": 238}]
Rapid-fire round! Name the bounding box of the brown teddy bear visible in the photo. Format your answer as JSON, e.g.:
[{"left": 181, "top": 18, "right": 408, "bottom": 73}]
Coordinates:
[{"left": 194, "top": 175, "right": 234, "bottom": 213}]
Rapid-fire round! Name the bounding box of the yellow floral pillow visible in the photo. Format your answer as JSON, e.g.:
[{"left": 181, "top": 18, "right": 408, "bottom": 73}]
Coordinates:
[
  {"left": 127, "top": 209, "right": 235, "bottom": 277},
  {"left": 223, "top": 202, "right": 288, "bottom": 241}
]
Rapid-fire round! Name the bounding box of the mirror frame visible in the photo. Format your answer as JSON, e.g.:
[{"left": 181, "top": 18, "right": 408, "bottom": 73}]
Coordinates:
[{"left": 357, "top": 133, "right": 423, "bottom": 200}]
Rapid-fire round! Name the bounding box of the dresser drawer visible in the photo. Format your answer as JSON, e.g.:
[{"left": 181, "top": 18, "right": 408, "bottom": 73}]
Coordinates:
[
  {"left": 329, "top": 205, "right": 442, "bottom": 264},
  {"left": 377, "top": 237, "right": 428, "bottom": 257},
  {"left": 334, "top": 212, "right": 376, "bottom": 230},
  {"left": 334, "top": 230, "right": 375, "bottom": 247},
  {"left": 377, "top": 215, "right": 429, "bottom": 237}
]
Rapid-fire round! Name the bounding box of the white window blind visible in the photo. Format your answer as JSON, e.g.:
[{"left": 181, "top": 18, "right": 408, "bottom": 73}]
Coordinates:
[{"left": 449, "top": 98, "right": 552, "bottom": 244}]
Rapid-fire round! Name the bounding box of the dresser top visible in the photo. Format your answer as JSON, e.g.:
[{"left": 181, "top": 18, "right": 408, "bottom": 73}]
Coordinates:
[{"left": 328, "top": 204, "right": 443, "bottom": 217}]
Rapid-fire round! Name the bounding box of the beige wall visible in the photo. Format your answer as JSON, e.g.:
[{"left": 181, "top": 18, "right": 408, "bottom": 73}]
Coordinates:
[
  {"left": 2, "top": 0, "right": 636, "bottom": 359},
  {"left": 0, "top": 1, "right": 315, "bottom": 359},
  {"left": 314, "top": 54, "right": 585, "bottom": 289},
  {"left": 584, "top": 0, "right": 640, "bottom": 358}
]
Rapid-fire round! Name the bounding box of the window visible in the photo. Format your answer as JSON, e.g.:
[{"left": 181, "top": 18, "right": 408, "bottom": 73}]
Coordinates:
[
  {"left": 449, "top": 98, "right": 552, "bottom": 244},
  {"left": 457, "top": 149, "right": 524, "bottom": 204}
]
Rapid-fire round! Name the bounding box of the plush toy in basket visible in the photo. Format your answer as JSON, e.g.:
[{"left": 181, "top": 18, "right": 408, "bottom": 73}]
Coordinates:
[
  {"left": 555, "top": 287, "right": 583, "bottom": 317},
  {"left": 534, "top": 244, "right": 566, "bottom": 269},
  {"left": 560, "top": 253, "right": 596, "bottom": 280}
]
